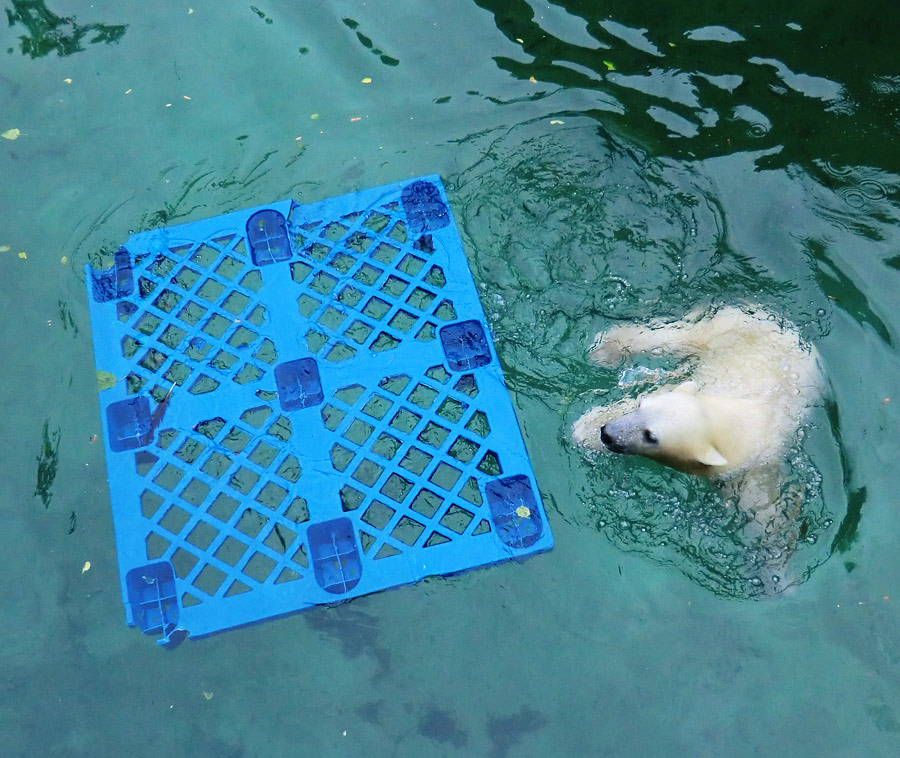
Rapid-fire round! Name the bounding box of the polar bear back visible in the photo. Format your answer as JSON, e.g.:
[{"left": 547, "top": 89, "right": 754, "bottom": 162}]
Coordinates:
[{"left": 666, "top": 308, "right": 822, "bottom": 442}]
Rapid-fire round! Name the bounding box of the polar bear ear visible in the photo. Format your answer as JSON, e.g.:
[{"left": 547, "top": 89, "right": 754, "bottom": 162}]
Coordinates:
[
  {"left": 674, "top": 381, "right": 699, "bottom": 394},
  {"left": 694, "top": 445, "right": 728, "bottom": 467}
]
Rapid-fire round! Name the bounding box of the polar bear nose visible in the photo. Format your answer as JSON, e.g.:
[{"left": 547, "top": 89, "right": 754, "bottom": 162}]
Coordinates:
[
  {"left": 600, "top": 425, "right": 628, "bottom": 453},
  {"left": 600, "top": 425, "right": 612, "bottom": 446},
  {"left": 600, "top": 425, "right": 620, "bottom": 450}
]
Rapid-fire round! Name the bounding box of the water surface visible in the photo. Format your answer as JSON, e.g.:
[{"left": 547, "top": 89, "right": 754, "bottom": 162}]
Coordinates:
[{"left": 2, "top": 1, "right": 899, "bottom": 755}]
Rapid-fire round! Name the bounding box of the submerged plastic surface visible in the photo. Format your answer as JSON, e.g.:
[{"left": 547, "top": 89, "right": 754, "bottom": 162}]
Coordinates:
[{"left": 85, "top": 175, "right": 552, "bottom": 642}]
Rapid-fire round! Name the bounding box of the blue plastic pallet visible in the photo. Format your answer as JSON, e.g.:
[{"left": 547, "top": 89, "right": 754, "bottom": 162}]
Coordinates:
[{"left": 85, "top": 175, "right": 552, "bottom": 643}]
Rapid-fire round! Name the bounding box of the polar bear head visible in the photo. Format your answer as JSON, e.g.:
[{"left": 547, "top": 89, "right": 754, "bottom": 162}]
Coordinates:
[{"left": 599, "top": 383, "right": 734, "bottom": 475}]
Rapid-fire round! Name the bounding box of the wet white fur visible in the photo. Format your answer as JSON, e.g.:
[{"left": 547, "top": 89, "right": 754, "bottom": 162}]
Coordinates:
[{"left": 572, "top": 307, "right": 822, "bottom": 493}]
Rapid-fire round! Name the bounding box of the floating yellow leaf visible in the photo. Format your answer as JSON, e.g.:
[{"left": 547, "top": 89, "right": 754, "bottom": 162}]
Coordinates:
[
  {"left": 310, "top": 113, "right": 319, "bottom": 119},
  {"left": 516, "top": 505, "right": 531, "bottom": 518},
  {"left": 81, "top": 561, "right": 91, "bottom": 574},
  {"left": 0, "top": 245, "right": 9, "bottom": 253},
  {"left": 515, "top": 38, "right": 524, "bottom": 43},
  {"left": 361, "top": 77, "right": 372, "bottom": 84},
  {"left": 603, "top": 60, "right": 616, "bottom": 71},
  {"left": 1, "top": 128, "right": 21, "bottom": 140},
  {"left": 202, "top": 691, "right": 214, "bottom": 700},
  {"left": 97, "top": 370, "right": 117, "bottom": 390},
  {"left": 60, "top": 256, "right": 68, "bottom": 264},
  {"left": 17, "top": 251, "right": 26, "bottom": 259},
  {"left": 528, "top": 76, "right": 537, "bottom": 83},
  {"left": 63, "top": 78, "right": 72, "bottom": 84}
]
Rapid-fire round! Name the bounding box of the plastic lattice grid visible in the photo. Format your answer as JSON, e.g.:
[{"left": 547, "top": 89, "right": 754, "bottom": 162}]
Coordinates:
[{"left": 85, "top": 175, "right": 552, "bottom": 643}]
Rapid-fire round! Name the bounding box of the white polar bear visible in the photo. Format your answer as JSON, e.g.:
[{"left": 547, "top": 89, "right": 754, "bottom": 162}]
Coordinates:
[{"left": 572, "top": 306, "right": 823, "bottom": 532}]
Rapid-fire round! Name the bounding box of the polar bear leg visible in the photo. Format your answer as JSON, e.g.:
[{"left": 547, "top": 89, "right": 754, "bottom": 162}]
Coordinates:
[
  {"left": 587, "top": 309, "right": 717, "bottom": 367},
  {"left": 588, "top": 322, "right": 687, "bottom": 367},
  {"left": 588, "top": 308, "right": 762, "bottom": 368},
  {"left": 724, "top": 466, "right": 803, "bottom": 595}
]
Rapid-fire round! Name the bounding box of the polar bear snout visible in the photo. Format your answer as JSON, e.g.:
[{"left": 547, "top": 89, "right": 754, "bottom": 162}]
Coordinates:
[{"left": 600, "top": 424, "right": 627, "bottom": 453}]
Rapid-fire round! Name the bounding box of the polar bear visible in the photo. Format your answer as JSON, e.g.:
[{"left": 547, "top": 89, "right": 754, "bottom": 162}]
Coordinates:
[{"left": 572, "top": 306, "right": 823, "bottom": 536}]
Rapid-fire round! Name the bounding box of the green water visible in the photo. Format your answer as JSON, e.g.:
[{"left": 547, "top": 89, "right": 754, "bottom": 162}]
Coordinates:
[{"left": 2, "top": 0, "right": 900, "bottom": 755}]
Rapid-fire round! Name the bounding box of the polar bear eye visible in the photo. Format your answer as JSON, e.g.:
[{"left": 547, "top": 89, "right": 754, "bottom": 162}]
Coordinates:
[{"left": 643, "top": 429, "right": 658, "bottom": 444}]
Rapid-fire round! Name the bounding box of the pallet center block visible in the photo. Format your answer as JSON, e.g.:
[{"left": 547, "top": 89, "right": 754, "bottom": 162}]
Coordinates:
[{"left": 85, "top": 176, "right": 553, "bottom": 643}]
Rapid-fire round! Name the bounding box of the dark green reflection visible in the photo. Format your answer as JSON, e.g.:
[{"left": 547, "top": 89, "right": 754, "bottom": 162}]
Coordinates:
[
  {"left": 6, "top": 0, "right": 127, "bottom": 58},
  {"left": 34, "top": 419, "right": 60, "bottom": 509},
  {"left": 342, "top": 17, "right": 400, "bottom": 66},
  {"left": 824, "top": 399, "right": 864, "bottom": 555},
  {"left": 805, "top": 238, "right": 893, "bottom": 347},
  {"left": 473, "top": 0, "right": 900, "bottom": 174}
]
